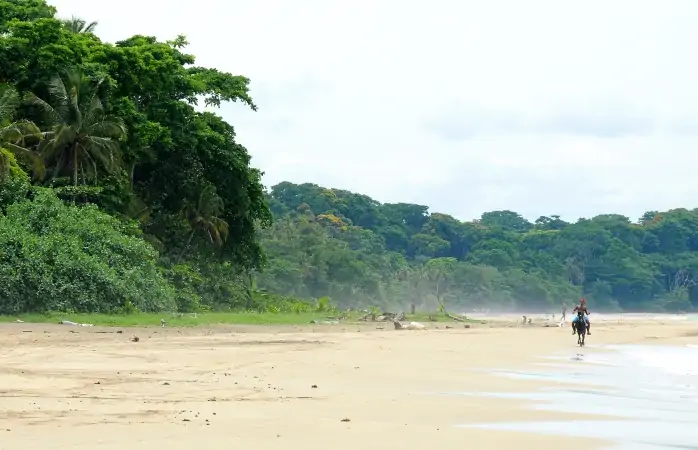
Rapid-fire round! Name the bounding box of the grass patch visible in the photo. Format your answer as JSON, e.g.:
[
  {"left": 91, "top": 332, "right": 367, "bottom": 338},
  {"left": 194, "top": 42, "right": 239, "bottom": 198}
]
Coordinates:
[
  {"left": 0, "top": 310, "right": 483, "bottom": 328},
  {"left": 410, "top": 312, "right": 481, "bottom": 323},
  {"left": 0, "top": 311, "right": 336, "bottom": 327}
]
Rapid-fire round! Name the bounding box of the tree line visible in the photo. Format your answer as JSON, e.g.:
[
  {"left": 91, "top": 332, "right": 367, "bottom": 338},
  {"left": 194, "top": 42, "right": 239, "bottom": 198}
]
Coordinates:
[
  {"left": 257, "top": 182, "right": 698, "bottom": 313},
  {"left": 2, "top": 1, "right": 695, "bottom": 315}
]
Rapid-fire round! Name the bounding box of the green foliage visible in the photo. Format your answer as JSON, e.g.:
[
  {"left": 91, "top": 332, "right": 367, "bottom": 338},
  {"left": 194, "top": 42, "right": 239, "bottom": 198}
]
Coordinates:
[
  {"left": 0, "top": 0, "right": 277, "bottom": 315},
  {"left": 26, "top": 69, "right": 127, "bottom": 186},
  {"left": 0, "top": 188, "right": 175, "bottom": 314},
  {"left": 259, "top": 182, "right": 698, "bottom": 313},
  {"left": 1, "top": 1, "right": 696, "bottom": 317},
  {"left": 0, "top": 1, "right": 270, "bottom": 270},
  {"left": 0, "top": 83, "right": 43, "bottom": 178},
  {"left": 0, "top": 149, "right": 31, "bottom": 210},
  {"left": 0, "top": 0, "right": 55, "bottom": 33}
]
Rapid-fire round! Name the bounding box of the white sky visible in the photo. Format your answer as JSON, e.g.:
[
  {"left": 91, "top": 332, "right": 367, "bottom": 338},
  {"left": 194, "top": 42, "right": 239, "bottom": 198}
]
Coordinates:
[{"left": 49, "top": 0, "right": 698, "bottom": 222}]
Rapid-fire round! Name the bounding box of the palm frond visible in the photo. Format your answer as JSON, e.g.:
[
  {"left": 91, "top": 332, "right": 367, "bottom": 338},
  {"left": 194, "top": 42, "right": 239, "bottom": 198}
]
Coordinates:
[
  {"left": 46, "top": 75, "right": 72, "bottom": 123},
  {"left": 87, "top": 118, "right": 126, "bottom": 140},
  {"left": 84, "top": 21, "right": 98, "bottom": 33},
  {"left": 212, "top": 217, "right": 230, "bottom": 243},
  {"left": 0, "top": 120, "right": 41, "bottom": 144},
  {"left": 182, "top": 184, "right": 230, "bottom": 247},
  {"left": 52, "top": 125, "right": 78, "bottom": 151},
  {"left": 83, "top": 136, "right": 121, "bottom": 173},
  {"left": 81, "top": 91, "right": 104, "bottom": 126},
  {"left": 0, "top": 84, "right": 20, "bottom": 124},
  {"left": 24, "top": 92, "right": 63, "bottom": 126},
  {"left": 3, "top": 142, "right": 46, "bottom": 180},
  {"left": 26, "top": 70, "right": 123, "bottom": 186},
  {"left": 61, "top": 16, "right": 98, "bottom": 34}
]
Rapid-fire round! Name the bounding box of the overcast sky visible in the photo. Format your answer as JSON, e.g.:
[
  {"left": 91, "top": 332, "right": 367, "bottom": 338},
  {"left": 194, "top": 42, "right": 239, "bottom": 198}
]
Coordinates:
[{"left": 50, "top": 0, "right": 698, "bottom": 222}]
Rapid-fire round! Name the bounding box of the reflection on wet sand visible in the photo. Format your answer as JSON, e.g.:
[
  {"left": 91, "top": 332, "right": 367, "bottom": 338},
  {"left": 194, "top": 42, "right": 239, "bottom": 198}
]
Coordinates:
[{"left": 458, "top": 345, "right": 698, "bottom": 449}]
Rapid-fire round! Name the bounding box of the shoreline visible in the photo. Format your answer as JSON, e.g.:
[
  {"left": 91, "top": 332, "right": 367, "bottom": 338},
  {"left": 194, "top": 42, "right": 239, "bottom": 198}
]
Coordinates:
[{"left": 1, "top": 320, "right": 696, "bottom": 449}]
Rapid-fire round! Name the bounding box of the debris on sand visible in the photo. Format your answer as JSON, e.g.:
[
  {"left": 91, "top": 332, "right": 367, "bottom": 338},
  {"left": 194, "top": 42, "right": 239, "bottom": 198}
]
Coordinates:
[
  {"left": 393, "top": 321, "right": 427, "bottom": 330},
  {"left": 308, "top": 320, "right": 339, "bottom": 325},
  {"left": 444, "top": 312, "right": 467, "bottom": 322},
  {"left": 521, "top": 316, "right": 535, "bottom": 325},
  {"left": 358, "top": 311, "right": 406, "bottom": 322},
  {"left": 59, "top": 320, "right": 94, "bottom": 327},
  {"left": 131, "top": 336, "right": 140, "bottom": 342},
  {"left": 341, "top": 418, "right": 351, "bottom": 422}
]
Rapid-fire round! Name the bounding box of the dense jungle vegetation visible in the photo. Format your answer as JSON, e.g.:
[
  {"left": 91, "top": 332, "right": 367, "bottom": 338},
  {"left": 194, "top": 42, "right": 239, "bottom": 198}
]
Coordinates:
[{"left": 2, "top": 1, "right": 697, "bottom": 315}]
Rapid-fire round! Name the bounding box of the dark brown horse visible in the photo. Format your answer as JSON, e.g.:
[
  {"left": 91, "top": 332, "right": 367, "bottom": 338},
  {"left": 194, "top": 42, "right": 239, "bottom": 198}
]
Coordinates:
[{"left": 573, "top": 310, "right": 587, "bottom": 347}]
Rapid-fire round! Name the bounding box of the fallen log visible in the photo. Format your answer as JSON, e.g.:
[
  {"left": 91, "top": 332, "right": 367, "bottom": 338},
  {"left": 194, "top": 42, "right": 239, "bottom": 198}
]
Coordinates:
[
  {"left": 445, "top": 312, "right": 467, "bottom": 322},
  {"left": 357, "top": 312, "right": 373, "bottom": 321}
]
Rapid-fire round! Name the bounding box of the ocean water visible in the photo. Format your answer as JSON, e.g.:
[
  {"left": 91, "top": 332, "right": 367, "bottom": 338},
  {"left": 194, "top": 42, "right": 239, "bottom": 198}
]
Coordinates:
[{"left": 457, "top": 343, "right": 698, "bottom": 449}]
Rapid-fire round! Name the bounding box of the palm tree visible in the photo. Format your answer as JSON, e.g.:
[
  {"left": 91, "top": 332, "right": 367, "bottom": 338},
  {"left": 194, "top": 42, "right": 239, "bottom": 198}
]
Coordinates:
[
  {"left": 177, "top": 185, "right": 230, "bottom": 262},
  {"left": 0, "top": 84, "right": 42, "bottom": 178},
  {"left": 25, "top": 69, "right": 126, "bottom": 187},
  {"left": 61, "top": 16, "right": 98, "bottom": 34}
]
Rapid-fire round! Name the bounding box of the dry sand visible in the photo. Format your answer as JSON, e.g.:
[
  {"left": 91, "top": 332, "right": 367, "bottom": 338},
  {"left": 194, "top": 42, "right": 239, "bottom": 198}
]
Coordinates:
[{"left": 1, "top": 317, "right": 696, "bottom": 449}]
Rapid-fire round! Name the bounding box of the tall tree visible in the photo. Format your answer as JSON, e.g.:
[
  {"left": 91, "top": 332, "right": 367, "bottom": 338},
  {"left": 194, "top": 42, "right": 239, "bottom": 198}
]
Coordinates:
[
  {"left": 178, "top": 184, "right": 230, "bottom": 262},
  {"left": 60, "top": 15, "right": 98, "bottom": 34},
  {"left": 26, "top": 69, "right": 126, "bottom": 186}
]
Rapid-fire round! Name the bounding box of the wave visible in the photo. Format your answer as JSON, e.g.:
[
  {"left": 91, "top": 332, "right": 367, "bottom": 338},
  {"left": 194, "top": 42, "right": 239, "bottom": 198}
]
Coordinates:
[{"left": 615, "top": 345, "right": 698, "bottom": 377}]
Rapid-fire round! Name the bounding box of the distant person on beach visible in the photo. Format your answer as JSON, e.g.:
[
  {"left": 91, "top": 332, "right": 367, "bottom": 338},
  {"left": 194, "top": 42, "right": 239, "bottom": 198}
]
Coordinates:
[
  {"left": 571, "top": 298, "right": 591, "bottom": 335},
  {"left": 560, "top": 303, "right": 567, "bottom": 321}
]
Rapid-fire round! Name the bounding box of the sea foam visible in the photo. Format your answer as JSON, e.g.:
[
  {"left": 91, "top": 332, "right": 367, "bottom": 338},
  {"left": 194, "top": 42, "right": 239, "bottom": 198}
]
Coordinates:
[{"left": 616, "top": 345, "right": 698, "bottom": 377}]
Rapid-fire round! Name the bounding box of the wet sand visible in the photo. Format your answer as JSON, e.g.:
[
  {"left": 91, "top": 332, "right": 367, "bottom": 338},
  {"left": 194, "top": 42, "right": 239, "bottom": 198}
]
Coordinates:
[{"left": 1, "top": 318, "right": 696, "bottom": 449}]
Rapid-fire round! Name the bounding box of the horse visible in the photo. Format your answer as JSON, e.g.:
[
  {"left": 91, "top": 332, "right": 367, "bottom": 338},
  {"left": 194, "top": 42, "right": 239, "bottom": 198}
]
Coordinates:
[{"left": 573, "top": 311, "right": 587, "bottom": 347}]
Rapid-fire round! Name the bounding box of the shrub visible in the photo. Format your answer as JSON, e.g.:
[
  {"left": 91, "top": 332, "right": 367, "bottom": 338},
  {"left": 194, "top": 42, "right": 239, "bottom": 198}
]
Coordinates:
[{"left": 0, "top": 188, "right": 176, "bottom": 313}]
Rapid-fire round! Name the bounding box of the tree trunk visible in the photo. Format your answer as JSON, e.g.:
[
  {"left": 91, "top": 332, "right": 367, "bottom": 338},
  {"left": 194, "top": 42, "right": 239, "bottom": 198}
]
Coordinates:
[
  {"left": 244, "top": 271, "right": 254, "bottom": 309},
  {"left": 72, "top": 150, "right": 78, "bottom": 203},
  {"left": 73, "top": 150, "right": 78, "bottom": 186},
  {"left": 176, "top": 231, "right": 196, "bottom": 264}
]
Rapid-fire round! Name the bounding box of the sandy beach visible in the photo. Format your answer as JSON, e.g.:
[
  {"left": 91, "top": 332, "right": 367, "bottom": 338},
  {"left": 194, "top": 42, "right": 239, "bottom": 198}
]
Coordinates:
[{"left": 1, "top": 316, "right": 696, "bottom": 449}]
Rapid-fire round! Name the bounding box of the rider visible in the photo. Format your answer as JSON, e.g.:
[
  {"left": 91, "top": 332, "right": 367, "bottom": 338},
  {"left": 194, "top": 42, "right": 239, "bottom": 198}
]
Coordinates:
[{"left": 571, "top": 298, "right": 591, "bottom": 335}]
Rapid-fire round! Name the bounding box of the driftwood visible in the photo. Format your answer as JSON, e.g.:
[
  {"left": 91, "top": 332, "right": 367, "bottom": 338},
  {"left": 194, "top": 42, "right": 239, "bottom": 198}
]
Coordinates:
[
  {"left": 359, "top": 311, "right": 405, "bottom": 322},
  {"left": 445, "top": 312, "right": 466, "bottom": 322},
  {"left": 393, "top": 320, "right": 426, "bottom": 330}
]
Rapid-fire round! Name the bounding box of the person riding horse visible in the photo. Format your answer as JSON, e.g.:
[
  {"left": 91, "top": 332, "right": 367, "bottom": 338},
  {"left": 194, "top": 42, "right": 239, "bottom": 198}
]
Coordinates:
[{"left": 571, "top": 298, "right": 591, "bottom": 335}]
